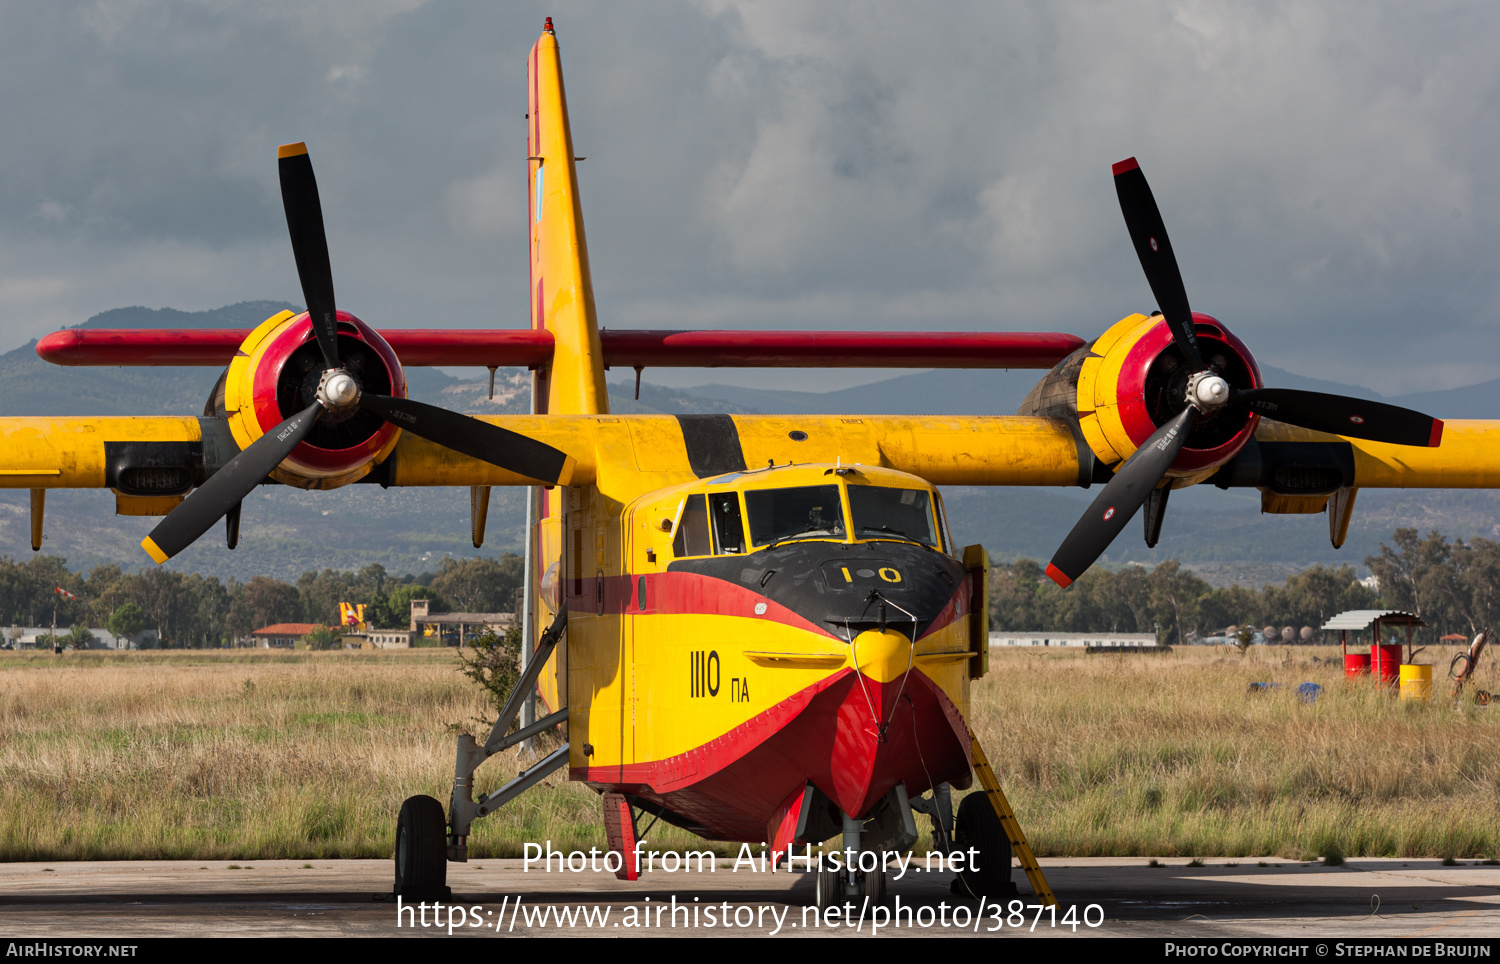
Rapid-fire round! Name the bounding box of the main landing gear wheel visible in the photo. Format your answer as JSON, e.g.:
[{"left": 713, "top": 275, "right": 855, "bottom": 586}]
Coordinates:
[
  {"left": 862, "top": 864, "right": 887, "bottom": 905},
  {"left": 815, "top": 866, "right": 841, "bottom": 909},
  {"left": 952, "top": 792, "right": 1017, "bottom": 900},
  {"left": 814, "top": 864, "right": 886, "bottom": 908},
  {"left": 394, "top": 795, "right": 450, "bottom": 900}
]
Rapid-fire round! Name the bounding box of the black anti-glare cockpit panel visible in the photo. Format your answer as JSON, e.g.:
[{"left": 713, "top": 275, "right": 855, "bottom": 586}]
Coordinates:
[
  {"left": 668, "top": 540, "right": 964, "bottom": 641},
  {"left": 675, "top": 415, "right": 748, "bottom": 478}
]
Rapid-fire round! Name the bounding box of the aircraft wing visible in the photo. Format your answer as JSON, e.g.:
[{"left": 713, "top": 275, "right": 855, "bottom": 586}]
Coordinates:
[
  {"left": 1251, "top": 419, "right": 1500, "bottom": 488},
  {"left": 380, "top": 414, "right": 1091, "bottom": 490},
  {"left": 373, "top": 413, "right": 1500, "bottom": 498},
  {"left": 8, "top": 413, "right": 1500, "bottom": 497},
  {"left": 0, "top": 416, "right": 206, "bottom": 491}
]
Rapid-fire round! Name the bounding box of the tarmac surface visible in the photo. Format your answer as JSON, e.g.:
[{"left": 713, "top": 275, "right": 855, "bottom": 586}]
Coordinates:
[{"left": 0, "top": 856, "right": 1497, "bottom": 939}]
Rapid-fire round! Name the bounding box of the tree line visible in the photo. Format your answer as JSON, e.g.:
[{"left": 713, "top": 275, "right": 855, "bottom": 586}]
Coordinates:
[
  {"left": 0, "top": 554, "right": 522, "bottom": 648},
  {"left": 989, "top": 528, "right": 1496, "bottom": 646},
  {"left": 6, "top": 527, "right": 1493, "bottom": 648},
  {"left": 1365, "top": 529, "right": 1500, "bottom": 640}
]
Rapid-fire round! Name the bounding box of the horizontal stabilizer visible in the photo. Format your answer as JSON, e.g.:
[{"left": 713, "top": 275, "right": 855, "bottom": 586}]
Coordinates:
[{"left": 37, "top": 328, "right": 1084, "bottom": 370}]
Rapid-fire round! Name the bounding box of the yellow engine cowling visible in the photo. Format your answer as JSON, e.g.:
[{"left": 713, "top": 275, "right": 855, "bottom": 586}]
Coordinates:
[
  {"left": 215, "top": 309, "right": 407, "bottom": 490},
  {"left": 1019, "top": 311, "right": 1263, "bottom": 485}
]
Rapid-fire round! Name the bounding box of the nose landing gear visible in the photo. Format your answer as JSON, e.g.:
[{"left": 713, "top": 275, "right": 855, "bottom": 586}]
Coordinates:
[{"left": 394, "top": 794, "right": 450, "bottom": 900}]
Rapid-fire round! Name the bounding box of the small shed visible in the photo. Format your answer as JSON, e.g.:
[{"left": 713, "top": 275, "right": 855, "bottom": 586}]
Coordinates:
[
  {"left": 409, "top": 599, "right": 514, "bottom": 646},
  {"left": 1321, "top": 610, "right": 1426, "bottom": 660}
]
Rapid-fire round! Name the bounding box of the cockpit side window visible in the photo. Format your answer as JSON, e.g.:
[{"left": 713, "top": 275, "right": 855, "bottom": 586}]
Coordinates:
[
  {"left": 744, "top": 485, "right": 846, "bottom": 546},
  {"left": 933, "top": 490, "right": 953, "bottom": 555},
  {"left": 672, "top": 494, "right": 712, "bottom": 557},
  {"left": 709, "top": 493, "right": 746, "bottom": 554},
  {"left": 847, "top": 485, "right": 938, "bottom": 548}
]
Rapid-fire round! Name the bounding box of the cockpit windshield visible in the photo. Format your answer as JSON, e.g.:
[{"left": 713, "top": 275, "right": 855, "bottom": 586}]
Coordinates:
[
  {"left": 745, "top": 485, "right": 845, "bottom": 546},
  {"left": 847, "top": 485, "right": 938, "bottom": 548}
]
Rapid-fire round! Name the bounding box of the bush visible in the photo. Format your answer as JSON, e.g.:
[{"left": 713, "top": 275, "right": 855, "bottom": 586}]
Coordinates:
[
  {"left": 299, "top": 625, "right": 345, "bottom": 650},
  {"left": 457, "top": 627, "right": 522, "bottom": 725},
  {"left": 65, "top": 625, "right": 96, "bottom": 650}
]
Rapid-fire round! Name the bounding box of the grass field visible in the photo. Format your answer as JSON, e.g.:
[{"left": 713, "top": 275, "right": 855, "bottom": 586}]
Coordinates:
[{"left": 0, "top": 646, "right": 1496, "bottom": 861}]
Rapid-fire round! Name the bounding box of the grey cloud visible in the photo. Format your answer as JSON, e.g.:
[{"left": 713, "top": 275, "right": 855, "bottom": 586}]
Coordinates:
[{"left": 0, "top": 1, "right": 1496, "bottom": 394}]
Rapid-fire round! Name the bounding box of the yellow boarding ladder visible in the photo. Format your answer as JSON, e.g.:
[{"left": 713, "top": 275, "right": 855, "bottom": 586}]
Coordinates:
[{"left": 970, "top": 735, "right": 1056, "bottom": 907}]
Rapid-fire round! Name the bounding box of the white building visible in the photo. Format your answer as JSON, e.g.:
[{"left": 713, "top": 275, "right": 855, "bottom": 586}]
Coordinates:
[
  {"left": 989, "top": 630, "right": 1160, "bottom": 649},
  {"left": 3, "top": 626, "right": 159, "bottom": 650}
]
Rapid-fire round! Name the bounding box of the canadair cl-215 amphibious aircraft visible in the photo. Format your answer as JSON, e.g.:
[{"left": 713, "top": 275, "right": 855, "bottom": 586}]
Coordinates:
[{"left": 17, "top": 19, "right": 1492, "bottom": 901}]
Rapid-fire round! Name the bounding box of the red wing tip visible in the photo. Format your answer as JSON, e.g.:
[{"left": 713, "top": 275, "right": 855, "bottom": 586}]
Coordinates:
[
  {"left": 1112, "top": 157, "right": 1140, "bottom": 176},
  {"left": 1045, "top": 563, "right": 1074, "bottom": 589},
  {"left": 1429, "top": 419, "right": 1444, "bottom": 447}
]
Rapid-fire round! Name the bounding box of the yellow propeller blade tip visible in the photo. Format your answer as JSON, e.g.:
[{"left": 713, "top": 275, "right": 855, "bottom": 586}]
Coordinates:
[
  {"left": 556, "top": 456, "right": 578, "bottom": 488},
  {"left": 277, "top": 142, "right": 309, "bottom": 159},
  {"left": 141, "top": 537, "right": 169, "bottom": 565}
]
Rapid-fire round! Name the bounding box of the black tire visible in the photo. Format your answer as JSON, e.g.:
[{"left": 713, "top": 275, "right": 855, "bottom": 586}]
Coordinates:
[
  {"left": 815, "top": 861, "right": 885, "bottom": 907},
  {"left": 953, "top": 792, "right": 1015, "bottom": 899},
  {"left": 394, "top": 795, "right": 449, "bottom": 900},
  {"left": 859, "top": 865, "right": 887, "bottom": 906},
  {"left": 815, "top": 866, "right": 842, "bottom": 908}
]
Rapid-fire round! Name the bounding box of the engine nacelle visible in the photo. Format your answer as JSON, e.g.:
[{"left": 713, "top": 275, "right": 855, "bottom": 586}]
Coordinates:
[
  {"left": 211, "top": 308, "right": 407, "bottom": 489},
  {"left": 1020, "top": 312, "right": 1262, "bottom": 484}
]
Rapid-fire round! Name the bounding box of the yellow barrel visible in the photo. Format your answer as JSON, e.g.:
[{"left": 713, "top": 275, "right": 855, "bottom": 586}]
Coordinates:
[{"left": 1399, "top": 663, "right": 1432, "bottom": 701}]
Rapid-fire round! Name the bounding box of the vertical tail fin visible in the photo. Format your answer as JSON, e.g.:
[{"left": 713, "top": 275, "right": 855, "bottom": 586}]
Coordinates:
[
  {"left": 528, "top": 19, "right": 608, "bottom": 417},
  {"left": 526, "top": 20, "right": 594, "bottom": 720}
]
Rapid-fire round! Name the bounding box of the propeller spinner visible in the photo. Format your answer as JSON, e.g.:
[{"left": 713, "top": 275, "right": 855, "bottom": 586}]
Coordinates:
[
  {"left": 1044, "top": 158, "right": 1444, "bottom": 589},
  {"left": 142, "top": 144, "right": 575, "bottom": 564}
]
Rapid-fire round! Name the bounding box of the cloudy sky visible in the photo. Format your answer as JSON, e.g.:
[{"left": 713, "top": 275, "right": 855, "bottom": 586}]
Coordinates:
[{"left": 2, "top": 1, "right": 1498, "bottom": 393}]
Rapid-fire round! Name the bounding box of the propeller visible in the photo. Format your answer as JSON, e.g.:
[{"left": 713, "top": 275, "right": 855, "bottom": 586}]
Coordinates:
[
  {"left": 278, "top": 144, "right": 341, "bottom": 371},
  {"left": 1046, "top": 407, "right": 1192, "bottom": 589},
  {"left": 1113, "top": 158, "right": 1204, "bottom": 372},
  {"left": 1045, "top": 158, "right": 1445, "bottom": 588},
  {"left": 142, "top": 403, "right": 321, "bottom": 564},
  {"left": 141, "top": 143, "right": 575, "bottom": 564},
  {"left": 358, "top": 395, "right": 575, "bottom": 484}
]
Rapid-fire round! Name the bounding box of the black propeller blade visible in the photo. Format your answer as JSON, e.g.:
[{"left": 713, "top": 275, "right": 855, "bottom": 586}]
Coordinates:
[
  {"left": 1113, "top": 157, "right": 1204, "bottom": 371},
  {"left": 142, "top": 402, "right": 322, "bottom": 564},
  {"left": 144, "top": 144, "right": 578, "bottom": 564},
  {"left": 278, "top": 142, "right": 341, "bottom": 371},
  {"left": 1047, "top": 407, "right": 1194, "bottom": 588},
  {"left": 1232, "top": 388, "right": 1443, "bottom": 448},
  {"left": 360, "top": 394, "right": 577, "bottom": 486}
]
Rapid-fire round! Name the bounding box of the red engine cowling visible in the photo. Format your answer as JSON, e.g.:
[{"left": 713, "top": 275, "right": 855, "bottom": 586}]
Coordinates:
[{"left": 218, "top": 309, "right": 407, "bottom": 489}]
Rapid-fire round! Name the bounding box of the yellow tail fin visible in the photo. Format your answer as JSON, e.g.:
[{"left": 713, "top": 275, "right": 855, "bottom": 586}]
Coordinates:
[
  {"left": 526, "top": 20, "right": 599, "bottom": 720},
  {"left": 528, "top": 20, "right": 608, "bottom": 417}
]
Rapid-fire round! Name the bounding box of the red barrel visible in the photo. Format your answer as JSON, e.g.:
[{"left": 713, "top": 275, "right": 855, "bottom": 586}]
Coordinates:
[
  {"left": 1344, "top": 653, "right": 1371, "bottom": 678},
  {"left": 1371, "top": 644, "right": 1402, "bottom": 683}
]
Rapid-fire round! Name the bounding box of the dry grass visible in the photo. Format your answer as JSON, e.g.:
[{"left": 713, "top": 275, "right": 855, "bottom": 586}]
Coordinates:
[
  {"left": 968, "top": 646, "right": 1500, "bottom": 860},
  {"left": 0, "top": 649, "right": 706, "bottom": 860},
  {"left": 1, "top": 645, "right": 1497, "bottom": 860}
]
